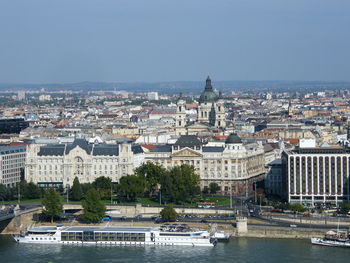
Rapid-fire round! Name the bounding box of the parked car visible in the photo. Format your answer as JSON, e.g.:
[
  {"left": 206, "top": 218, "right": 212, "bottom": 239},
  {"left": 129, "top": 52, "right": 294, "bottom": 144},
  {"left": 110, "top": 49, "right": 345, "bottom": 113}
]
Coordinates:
[{"left": 101, "top": 215, "right": 112, "bottom": 222}]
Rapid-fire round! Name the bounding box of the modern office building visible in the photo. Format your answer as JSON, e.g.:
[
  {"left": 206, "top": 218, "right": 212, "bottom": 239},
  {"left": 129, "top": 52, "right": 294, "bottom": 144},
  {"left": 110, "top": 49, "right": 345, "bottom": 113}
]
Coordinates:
[
  {"left": 0, "top": 145, "right": 26, "bottom": 187},
  {"left": 265, "top": 158, "right": 283, "bottom": 197},
  {"left": 25, "top": 139, "right": 144, "bottom": 188},
  {"left": 145, "top": 134, "right": 266, "bottom": 196},
  {"left": 0, "top": 118, "right": 29, "bottom": 134},
  {"left": 282, "top": 147, "right": 350, "bottom": 205}
]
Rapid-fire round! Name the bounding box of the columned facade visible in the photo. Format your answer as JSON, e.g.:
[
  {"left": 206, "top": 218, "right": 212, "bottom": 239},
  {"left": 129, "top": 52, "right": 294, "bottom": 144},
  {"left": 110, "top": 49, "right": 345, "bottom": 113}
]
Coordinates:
[{"left": 282, "top": 147, "right": 350, "bottom": 205}]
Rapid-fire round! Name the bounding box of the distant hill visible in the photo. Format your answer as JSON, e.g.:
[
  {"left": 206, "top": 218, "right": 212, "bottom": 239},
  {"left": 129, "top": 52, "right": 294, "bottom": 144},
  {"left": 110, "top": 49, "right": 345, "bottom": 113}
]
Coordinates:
[{"left": 0, "top": 80, "right": 349, "bottom": 94}]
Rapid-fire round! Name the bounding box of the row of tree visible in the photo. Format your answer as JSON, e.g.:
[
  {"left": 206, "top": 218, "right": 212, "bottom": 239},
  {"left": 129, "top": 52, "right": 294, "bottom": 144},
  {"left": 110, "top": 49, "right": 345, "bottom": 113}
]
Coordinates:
[
  {"left": 124, "top": 162, "right": 201, "bottom": 204},
  {"left": 68, "top": 162, "right": 202, "bottom": 205},
  {"left": 0, "top": 180, "right": 41, "bottom": 201},
  {"left": 42, "top": 187, "right": 106, "bottom": 223}
]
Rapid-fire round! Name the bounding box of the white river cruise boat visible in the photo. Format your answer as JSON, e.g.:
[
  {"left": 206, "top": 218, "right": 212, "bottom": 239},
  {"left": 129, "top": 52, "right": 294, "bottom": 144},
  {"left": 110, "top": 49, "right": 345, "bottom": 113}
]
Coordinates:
[
  {"left": 13, "top": 225, "right": 216, "bottom": 247},
  {"left": 311, "top": 230, "right": 350, "bottom": 248}
]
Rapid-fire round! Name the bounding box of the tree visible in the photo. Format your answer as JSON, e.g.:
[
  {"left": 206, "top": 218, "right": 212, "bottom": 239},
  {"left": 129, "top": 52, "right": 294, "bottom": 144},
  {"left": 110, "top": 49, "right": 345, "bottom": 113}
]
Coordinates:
[
  {"left": 160, "top": 206, "right": 177, "bottom": 222},
  {"left": 202, "top": 186, "right": 209, "bottom": 195},
  {"left": 340, "top": 203, "right": 350, "bottom": 215},
  {"left": 82, "top": 188, "right": 106, "bottom": 223},
  {"left": 81, "top": 183, "right": 93, "bottom": 196},
  {"left": 42, "top": 188, "right": 63, "bottom": 223},
  {"left": 290, "top": 203, "right": 307, "bottom": 213},
  {"left": 135, "top": 162, "right": 166, "bottom": 196},
  {"left": 0, "top": 184, "right": 14, "bottom": 201},
  {"left": 92, "top": 176, "right": 113, "bottom": 200},
  {"left": 25, "top": 182, "right": 41, "bottom": 199},
  {"left": 209, "top": 182, "right": 220, "bottom": 194},
  {"left": 161, "top": 165, "right": 200, "bottom": 204},
  {"left": 117, "top": 175, "right": 145, "bottom": 201},
  {"left": 70, "top": 177, "right": 83, "bottom": 201}
]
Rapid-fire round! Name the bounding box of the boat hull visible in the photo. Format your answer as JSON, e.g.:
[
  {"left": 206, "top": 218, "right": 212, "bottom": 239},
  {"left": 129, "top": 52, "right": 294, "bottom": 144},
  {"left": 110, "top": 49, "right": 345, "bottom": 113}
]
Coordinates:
[
  {"left": 311, "top": 238, "right": 350, "bottom": 248},
  {"left": 13, "top": 235, "right": 215, "bottom": 247}
]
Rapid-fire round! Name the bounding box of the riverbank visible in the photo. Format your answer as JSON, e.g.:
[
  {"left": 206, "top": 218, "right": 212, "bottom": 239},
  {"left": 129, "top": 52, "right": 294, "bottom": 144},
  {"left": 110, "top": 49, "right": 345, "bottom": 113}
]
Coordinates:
[{"left": 2, "top": 217, "right": 326, "bottom": 239}]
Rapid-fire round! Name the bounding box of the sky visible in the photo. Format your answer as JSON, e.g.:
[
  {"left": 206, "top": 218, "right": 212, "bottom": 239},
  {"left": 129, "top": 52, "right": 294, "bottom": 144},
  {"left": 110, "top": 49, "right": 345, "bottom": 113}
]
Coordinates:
[{"left": 0, "top": 0, "right": 349, "bottom": 83}]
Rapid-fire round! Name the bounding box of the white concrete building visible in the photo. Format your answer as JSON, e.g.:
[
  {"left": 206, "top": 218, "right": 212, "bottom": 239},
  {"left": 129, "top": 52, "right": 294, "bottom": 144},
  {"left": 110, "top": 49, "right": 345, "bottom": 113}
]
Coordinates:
[
  {"left": 282, "top": 147, "right": 350, "bottom": 205},
  {"left": 147, "top": 92, "right": 159, "bottom": 101}
]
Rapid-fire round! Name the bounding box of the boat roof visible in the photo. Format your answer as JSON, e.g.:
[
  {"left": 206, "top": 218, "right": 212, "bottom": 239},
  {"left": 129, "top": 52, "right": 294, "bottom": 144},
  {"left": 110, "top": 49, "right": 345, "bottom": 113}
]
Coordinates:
[
  {"left": 63, "top": 226, "right": 154, "bottom": 232},
  {"left": 28, "top": 226, "right": 58, "bottom": 232}
]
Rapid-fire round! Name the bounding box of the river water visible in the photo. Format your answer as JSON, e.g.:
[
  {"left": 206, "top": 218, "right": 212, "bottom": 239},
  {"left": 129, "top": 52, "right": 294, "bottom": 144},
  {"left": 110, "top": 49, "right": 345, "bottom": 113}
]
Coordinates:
[{"left": 0, "top": 235, "right": 348, "bottom": 263}]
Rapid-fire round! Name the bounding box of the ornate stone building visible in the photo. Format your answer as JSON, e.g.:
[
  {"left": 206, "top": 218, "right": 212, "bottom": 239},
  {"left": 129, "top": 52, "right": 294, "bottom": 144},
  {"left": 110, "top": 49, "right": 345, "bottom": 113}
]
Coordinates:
[
  {"left": 145, "top": 134, "right": 265, "bottom": 196},
  {"left": 175, "top": 76, "right": 226, "bottom": 135},
  {"left": 25, "top": 139, "right": 144, "bottom": 188}
]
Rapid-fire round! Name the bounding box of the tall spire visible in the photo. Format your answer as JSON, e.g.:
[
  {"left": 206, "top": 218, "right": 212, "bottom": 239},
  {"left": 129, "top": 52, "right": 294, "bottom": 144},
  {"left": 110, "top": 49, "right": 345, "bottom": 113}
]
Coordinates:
[{"left": 205, "top": 76, "right": 213, "bottom": 91}]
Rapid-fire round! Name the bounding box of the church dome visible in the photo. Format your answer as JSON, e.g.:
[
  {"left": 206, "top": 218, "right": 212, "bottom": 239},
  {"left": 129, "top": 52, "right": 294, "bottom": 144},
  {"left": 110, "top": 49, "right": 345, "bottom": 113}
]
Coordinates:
[
  {"left": 199, "top": 76, "right": 219, "bottom": 103},
  {"left": 225, "top": 133, "right": 242, "bottom": 144}
]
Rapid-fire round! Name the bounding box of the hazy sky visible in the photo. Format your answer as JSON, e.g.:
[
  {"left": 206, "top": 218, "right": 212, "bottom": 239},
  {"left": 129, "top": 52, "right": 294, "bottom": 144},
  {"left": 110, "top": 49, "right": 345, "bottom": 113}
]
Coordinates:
[{"left": 0, "top": 0, "right": 349, "bottom": 83}]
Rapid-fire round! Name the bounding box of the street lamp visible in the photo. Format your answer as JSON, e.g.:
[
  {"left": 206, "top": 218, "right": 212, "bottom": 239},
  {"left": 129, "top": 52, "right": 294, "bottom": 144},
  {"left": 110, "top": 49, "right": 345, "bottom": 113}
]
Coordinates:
[
  {"left": 229, "top": 185, "right": 233, "bottom": 209},
  {"left": 254, "top": 182, "right": 257, "bottom": 204},
  {"left": 110, "top": 184, "right": 113, "bottom": 205},
  {"left": 17, "top": 182, "right": 21, "bottom": 204}
]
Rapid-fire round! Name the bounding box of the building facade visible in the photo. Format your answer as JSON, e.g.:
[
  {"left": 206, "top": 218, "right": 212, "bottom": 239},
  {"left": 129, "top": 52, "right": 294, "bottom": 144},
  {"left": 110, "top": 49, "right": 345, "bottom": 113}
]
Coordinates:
[
  {"left": 175, "top": 77, "right": 226, "bottom": 136},
  {"left": 0, "top": 118, "right": 29, "bottom": 134},
  {"left": 145, "top": 134, "right": 265, "bottom": 196},
  {"left": 0, "top": 145, "right": 26, "bottom": 187},
  {"left": 282, "top": 147, "right": 350, "bottom": 205},
  {"left": 25, "top": 139, "right": 144, "bottom": 188},
  {"left": 265, "top": 158, "right": 283, "bottom": 197}
]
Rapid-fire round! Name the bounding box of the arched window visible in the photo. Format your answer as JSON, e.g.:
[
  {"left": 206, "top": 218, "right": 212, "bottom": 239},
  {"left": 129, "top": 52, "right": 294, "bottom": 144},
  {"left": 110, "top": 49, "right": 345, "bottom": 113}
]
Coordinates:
[{"left": 74, "top": 157, "right": 84, "bottom": 175}]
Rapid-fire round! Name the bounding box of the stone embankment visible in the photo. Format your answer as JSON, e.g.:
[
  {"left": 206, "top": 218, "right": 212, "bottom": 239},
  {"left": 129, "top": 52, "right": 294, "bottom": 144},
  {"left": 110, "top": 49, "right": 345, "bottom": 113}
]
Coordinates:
[
  {"left": 64, "top": 203, "right": 233, "bottom": 217},
  {"left": 232, "top": 225, "right": 325, "bottom": 239}
]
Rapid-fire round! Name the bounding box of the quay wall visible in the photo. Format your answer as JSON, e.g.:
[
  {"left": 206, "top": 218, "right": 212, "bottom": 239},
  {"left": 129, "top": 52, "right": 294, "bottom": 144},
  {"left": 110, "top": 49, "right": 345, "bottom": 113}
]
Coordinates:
[
  {"left": 231, "top": 226, "right": 325, "bottom": 239},
  {"left": 65, "top": 204, "right": 233, "bottom": 217}
]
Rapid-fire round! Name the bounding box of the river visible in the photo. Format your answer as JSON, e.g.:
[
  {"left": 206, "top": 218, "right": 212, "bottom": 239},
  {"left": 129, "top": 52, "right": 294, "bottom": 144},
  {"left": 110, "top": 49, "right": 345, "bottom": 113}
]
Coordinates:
[{"left": 0, "top": 235, "right": 348, "bottom": 263}]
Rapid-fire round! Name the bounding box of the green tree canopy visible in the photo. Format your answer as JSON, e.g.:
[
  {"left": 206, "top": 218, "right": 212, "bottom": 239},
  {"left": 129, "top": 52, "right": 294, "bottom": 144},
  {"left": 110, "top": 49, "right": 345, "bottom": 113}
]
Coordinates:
[
  {"left": 92, "top": 176, "right": 113, "bottom": 200},
  {"left": 42, "top": 188, "right": 63, "bottom": 223},
  {"left": 160, "top": 206, "right": 177, "bottom": 222},
  {"left": 340, "top": 203, "right": 350, "bottom": 215},
  {"left": 160, "top": 164, "right": 200, "bottom": 204},
  {"left": 209, "top": 182, "right": 220, "bottom": 194},
  {"left": 135, "top": 162, "right": 166, "bottom": 196},
  {"left": 117, "top": 175, "right": 145, "bottom": 201},
  {"left": 202, "top": 186, "right": 209, "bottom": 195},
  {"left": 82, "top": 188, "right": 106, "bottom": 223},
  {"left": 290, "top": 203, "right": 307, "bottom": 213},
  {"left": 70, "top": 177, "right": 83, "bottom": 201},
  {"left": 25, "top": 182, "right": 41, "bottom": 199}
]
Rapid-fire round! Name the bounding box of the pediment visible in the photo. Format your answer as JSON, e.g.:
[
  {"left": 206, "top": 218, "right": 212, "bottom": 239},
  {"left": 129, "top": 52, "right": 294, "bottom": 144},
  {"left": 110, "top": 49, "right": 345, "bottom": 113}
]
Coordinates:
[{"left": 172, "top": 148, "right": 202, "bottom": 158}]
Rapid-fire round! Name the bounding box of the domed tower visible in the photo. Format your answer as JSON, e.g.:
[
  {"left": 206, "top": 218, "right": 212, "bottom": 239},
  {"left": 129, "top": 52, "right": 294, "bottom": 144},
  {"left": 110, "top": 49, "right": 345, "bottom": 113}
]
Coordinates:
[
  {"left": 225, "top": 133, "right": 243, "bottom": 150},
  {"left": 198, "top": 76, "right": 224, "bottom": 127},
  {"left": 175, "top": 93, "right": 187, "bottom": 135}
]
